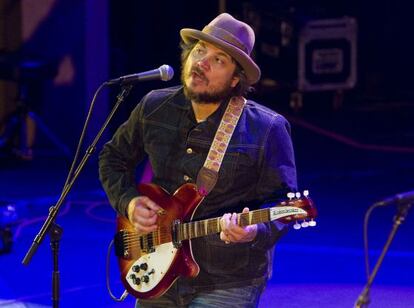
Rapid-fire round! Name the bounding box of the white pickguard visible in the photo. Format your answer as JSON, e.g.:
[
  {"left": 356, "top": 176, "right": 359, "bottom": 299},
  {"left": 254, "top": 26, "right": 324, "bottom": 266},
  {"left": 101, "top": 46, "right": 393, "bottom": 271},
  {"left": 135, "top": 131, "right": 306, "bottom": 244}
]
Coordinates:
[
  {"left": 269, "top": 206, "right": 307, "bottom": 221},
  {"left": 126, "top": 242, "right": 177, "bottom": 293}
]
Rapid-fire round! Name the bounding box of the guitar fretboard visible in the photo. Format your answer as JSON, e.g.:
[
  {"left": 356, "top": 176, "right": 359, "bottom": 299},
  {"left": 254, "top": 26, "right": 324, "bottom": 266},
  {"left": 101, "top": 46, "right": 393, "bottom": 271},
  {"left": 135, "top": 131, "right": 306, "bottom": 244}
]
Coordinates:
[
  {"left": 132, "top": 200, "right": 311, "bottom": 251},
  {"left": 178, "top": 208, "right": 270, "bottom": 241}
]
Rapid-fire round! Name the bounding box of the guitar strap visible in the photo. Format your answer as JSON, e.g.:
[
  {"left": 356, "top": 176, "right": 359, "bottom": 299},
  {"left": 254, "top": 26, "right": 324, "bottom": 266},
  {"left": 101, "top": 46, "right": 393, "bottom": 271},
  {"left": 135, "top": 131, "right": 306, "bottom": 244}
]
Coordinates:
[{"left": 196, "top": 96, "right": 246, "bottom": 196}]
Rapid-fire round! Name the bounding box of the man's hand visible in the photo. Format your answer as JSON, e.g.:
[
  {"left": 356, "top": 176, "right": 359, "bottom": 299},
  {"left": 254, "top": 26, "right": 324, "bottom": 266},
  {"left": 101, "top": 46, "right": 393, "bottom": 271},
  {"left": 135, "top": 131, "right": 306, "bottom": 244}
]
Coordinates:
[
  {"left": 127, "top": 196, "right": 162, "bottom": 234},
  {"left": 219, "top": 207, "right": 257, "bottom": 244}
]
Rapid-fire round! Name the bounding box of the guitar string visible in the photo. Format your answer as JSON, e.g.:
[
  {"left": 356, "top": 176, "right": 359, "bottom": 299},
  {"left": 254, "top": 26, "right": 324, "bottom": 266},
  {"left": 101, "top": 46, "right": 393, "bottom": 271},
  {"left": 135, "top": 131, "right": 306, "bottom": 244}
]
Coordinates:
[
  {"left": 121, "top": 210, "right": 272, "bottom": 249},
  {"left": 119, "top": 201, "right": 313, "bottom": 251},
  {"left": 123, "top": 211, "right": 272, "bottom": 246}
]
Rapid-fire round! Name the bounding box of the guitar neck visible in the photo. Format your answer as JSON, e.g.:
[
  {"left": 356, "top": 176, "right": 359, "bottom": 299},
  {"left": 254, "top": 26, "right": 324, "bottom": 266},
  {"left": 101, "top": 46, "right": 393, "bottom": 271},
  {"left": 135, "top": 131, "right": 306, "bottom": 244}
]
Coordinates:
[
  {"left": 179, "top": 208, "right": 270, "bottom": 241},
  {"left": 117, "top": 194, "right": 313, "bottom": 255}
]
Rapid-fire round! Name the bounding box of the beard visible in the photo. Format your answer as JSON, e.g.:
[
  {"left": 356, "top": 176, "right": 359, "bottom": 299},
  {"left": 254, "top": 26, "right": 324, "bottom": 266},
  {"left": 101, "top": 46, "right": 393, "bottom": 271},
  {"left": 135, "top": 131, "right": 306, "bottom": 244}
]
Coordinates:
[{"left": 181, "top": 66, "right": 234, "bottom": 104}]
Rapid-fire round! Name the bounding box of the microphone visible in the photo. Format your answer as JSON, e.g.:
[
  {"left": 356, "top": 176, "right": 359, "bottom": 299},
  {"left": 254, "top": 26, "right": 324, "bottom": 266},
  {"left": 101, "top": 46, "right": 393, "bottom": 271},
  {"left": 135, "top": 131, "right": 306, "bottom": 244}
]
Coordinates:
[
  {"left": 374, "top": 190, "right": 414, "bottom": 206},
  {"left": 106, "top": 64, "right": 174, "bottom": 85}
]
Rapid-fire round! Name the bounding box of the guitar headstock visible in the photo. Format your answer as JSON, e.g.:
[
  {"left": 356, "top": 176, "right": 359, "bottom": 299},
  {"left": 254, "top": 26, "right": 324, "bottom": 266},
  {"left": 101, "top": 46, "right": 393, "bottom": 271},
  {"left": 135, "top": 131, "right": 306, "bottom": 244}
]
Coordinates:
[{"left": 278, "top": 190, "right": 318, "bottom": 230}]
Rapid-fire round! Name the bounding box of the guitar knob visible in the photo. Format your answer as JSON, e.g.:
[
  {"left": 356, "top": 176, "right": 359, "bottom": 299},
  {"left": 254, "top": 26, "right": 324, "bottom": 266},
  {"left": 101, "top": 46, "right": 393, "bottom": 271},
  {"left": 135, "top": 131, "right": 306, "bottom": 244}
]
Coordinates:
[
  {"left": 295, "top": 192, "right": 301, "bottom": 198},
  {"left": 129, "top": 274, "right": 140, "bottom": 285},
  {"left": 132, "top": 265, "right": 140, "bottom": 273},
  {"left": 287, "top": 192, "right": 295, "bottom": 200},
  {"left": 141, "top": 275, "right": 150, "bottom": 283},
  {"left": 309, "top": 220, "right": 317, "bottom": 227},
  {"left": 303, "top": 190, "right": 309, "bottom": 197},
  {"left": 301, "top": 221, "right": 309, "bottom": 228},
  {"left": 293, "top": 222, "right": 301, "bottom": 230},
  {"left": 140, "top": 263, "right": 148, "bottom": 271},
  {"left": 129, "top": 274, "right": 136, "bottom": 280}
]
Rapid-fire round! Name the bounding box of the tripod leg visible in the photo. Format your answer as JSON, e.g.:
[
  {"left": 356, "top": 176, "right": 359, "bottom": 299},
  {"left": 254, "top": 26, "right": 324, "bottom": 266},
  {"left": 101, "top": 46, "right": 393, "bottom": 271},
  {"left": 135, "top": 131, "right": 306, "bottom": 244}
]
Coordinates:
[
  {"left": 13, "top": 113, "right": 35, "bottom": 160},
  {"left": 28, "top": 111, "right": 71, "bottom": 158}
]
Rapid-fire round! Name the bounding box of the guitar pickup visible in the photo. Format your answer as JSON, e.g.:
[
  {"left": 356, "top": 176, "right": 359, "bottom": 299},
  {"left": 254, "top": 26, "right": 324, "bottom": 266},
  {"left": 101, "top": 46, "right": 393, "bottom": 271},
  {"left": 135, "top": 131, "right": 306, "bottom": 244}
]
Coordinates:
[
  {"left": 115, "top": 230, "right": 151, "bottom": 259},
  {"left": 140, "top": 233, "right": 155, "bottom": 253},
  {"left": 172, "top": 219, "right": 182, "bottom": 248}
]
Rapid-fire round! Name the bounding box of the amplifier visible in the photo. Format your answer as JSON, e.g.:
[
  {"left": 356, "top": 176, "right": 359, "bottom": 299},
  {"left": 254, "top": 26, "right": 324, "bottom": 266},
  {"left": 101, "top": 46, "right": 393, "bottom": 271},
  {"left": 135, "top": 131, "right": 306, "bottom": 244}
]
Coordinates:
[{"left": 298, "top": 17, "right": 357, "bottom": 91}]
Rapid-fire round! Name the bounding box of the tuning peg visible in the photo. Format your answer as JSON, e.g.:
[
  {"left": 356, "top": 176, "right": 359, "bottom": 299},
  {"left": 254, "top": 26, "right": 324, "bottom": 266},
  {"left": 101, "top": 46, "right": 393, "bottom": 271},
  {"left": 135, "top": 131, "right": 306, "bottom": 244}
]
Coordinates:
[
  {"left": 295, "top": 192, "right": 301, "bottom": 199},
  {"left": 287, "top": 192, "right": 295, "bottom": 200},
  {"left": 309, "top": 220, "right": 317, "bottom": 227},
  {"left": 303, "top": 190, "right": 309, "bottom": 197},
  {"left": 301, "top": 221, "right": 309, "bottom": 228},
  {"left": 293, "top": 221, "right": 301, "bottom": 230}
]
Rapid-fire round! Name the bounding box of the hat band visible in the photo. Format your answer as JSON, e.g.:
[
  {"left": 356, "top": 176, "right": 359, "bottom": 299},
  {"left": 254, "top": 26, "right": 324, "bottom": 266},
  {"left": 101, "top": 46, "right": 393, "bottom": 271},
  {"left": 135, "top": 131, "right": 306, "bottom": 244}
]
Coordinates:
[{"left": 202, "top": 25, "right": 249, "bottom": 54}]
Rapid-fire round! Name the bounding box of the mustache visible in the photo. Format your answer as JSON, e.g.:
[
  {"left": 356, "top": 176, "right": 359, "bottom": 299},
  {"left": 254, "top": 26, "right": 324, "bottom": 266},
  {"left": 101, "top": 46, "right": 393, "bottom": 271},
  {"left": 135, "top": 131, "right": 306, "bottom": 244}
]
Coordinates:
[{"left": 190, "top": 66, "right": 208, "bottom": 81}]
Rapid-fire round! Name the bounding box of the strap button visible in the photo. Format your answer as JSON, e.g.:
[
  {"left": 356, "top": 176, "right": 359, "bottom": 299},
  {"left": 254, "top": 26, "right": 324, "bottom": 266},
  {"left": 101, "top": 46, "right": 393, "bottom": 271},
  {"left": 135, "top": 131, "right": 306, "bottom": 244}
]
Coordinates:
[
  {"left": 183, "top": 175, "right": 192, "bottom": 182},
  {"left": 186, "top": 148, "right": 193, "bottom": 154}
]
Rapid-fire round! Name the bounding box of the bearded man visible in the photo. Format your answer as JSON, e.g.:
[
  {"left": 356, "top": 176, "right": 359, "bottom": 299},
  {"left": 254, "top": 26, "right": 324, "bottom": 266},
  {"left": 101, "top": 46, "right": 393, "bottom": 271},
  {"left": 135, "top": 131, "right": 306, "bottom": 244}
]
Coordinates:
[{"left": 99, "top": 13, "right": 297, "bottom": 307}]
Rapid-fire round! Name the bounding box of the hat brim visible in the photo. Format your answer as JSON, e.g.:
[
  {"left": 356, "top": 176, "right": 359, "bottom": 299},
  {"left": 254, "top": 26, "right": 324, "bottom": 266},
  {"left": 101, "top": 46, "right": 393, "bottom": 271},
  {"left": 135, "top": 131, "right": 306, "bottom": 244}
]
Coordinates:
[{"left": 180, "top": 28, "right": 261, "bottom": 85}]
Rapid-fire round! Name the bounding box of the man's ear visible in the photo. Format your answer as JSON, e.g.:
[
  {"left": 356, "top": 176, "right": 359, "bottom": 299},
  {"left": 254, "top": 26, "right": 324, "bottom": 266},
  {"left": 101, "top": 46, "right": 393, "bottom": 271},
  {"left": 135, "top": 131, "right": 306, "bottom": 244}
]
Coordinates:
[{"left": 231, "top": 76, "right": 240, "bottom": 88}]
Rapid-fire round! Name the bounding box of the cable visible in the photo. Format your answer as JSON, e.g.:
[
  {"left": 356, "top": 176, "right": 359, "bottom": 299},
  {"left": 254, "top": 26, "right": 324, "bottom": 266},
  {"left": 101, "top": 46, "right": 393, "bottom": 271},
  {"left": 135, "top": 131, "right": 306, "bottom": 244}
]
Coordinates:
[
  {"left": 62, "top": 82, "right": 107, "bottom": 190},
  {"left": 106, "top": 239, "right": 128, "bottom": 301},
  {"left": 362, "top": 202, "right": 388, "bottom": 280}
]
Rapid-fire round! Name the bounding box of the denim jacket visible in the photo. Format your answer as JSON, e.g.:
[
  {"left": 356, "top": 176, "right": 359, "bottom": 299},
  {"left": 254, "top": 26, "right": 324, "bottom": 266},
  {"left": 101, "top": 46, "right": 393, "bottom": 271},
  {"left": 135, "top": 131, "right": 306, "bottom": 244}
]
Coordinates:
[{"left": 99, "top": 85, "right": 297, "bottom": 290}]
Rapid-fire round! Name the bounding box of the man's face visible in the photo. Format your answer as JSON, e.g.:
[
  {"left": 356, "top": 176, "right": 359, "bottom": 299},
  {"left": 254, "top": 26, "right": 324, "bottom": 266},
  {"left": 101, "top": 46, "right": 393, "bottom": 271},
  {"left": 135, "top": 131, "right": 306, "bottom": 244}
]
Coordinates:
[{"left": 182, "top": 41, "right": 240, "bottom": 104}]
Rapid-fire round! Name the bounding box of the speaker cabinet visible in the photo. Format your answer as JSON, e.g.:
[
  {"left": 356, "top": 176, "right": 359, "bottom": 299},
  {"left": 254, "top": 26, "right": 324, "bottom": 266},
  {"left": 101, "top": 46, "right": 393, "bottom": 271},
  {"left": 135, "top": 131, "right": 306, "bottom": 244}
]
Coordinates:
[{"left": 298, "top": 17, "right": 357, "bottom": 92}]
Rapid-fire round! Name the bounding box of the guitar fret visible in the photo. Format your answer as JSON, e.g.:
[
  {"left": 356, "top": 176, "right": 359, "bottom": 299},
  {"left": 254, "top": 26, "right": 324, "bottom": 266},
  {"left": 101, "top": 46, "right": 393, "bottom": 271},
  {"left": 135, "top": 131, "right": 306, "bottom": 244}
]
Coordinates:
[{"left": 188, "top": 223, "right": 192, "bottom": 239}]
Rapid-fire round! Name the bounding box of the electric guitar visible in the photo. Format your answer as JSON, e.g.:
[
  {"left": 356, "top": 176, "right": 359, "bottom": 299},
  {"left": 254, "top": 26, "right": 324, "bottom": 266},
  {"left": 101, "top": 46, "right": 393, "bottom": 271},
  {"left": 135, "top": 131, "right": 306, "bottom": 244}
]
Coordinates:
[{"left": 114, "top": 183, "right": 317, "bottom": 300}]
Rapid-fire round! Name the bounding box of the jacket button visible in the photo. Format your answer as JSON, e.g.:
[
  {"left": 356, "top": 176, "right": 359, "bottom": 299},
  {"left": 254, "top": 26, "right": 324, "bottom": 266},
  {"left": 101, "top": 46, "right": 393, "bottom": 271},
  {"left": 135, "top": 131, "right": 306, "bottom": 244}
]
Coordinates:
[
  {"left": 183, "top": 175, "right": 192, "bottom": 182},
  {"left": 186, "top": 148, "right": 193, "bottom": 154}
]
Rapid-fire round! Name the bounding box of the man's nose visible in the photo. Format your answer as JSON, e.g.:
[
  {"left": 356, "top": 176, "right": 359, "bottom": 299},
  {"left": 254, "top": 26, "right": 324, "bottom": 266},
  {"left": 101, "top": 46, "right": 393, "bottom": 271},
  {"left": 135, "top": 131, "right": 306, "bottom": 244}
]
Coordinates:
[{"left": 196, "top": 57, "right": 210, "bottom": 71}]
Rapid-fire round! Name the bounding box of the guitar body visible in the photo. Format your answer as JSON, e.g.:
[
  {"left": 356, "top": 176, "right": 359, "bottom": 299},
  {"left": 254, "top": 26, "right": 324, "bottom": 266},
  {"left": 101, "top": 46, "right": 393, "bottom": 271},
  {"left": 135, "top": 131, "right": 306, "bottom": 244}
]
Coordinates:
[{"left": 115, "top": 183, "right": 204, "bottom": 299}]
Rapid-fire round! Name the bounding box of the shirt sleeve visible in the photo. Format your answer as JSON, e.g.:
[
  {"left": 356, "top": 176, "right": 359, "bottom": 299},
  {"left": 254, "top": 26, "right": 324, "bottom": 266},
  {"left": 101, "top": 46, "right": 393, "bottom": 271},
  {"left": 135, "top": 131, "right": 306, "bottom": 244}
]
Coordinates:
[
  {"left": 98, "top": 95, "right": 147, "bottom": 217},
  {"left": 251, "top": 114, "right": 297, "bottom": 250}
]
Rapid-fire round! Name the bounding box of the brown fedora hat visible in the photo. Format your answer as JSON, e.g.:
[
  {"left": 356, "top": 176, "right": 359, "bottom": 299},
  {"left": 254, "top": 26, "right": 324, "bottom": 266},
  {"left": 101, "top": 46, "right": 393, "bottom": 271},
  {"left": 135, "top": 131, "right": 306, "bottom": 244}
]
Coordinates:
[{"left": 180, "top": 13, "right": 261, "bottom": 85}]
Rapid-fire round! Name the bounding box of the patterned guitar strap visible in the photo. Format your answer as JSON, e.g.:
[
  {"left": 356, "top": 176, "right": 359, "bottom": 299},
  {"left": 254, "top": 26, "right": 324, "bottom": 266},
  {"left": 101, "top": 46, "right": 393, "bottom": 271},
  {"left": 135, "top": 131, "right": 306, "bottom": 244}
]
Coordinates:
[{"left": 196, "top": 96, "right": 246, "bottom": 196}]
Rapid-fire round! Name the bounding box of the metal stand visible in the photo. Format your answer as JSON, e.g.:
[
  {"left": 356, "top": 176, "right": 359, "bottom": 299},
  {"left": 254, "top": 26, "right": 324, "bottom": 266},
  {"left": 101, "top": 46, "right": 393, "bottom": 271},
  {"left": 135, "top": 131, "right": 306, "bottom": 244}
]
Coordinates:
[
  {"left": 50, "top": 223, "right": 63, "bottom": 308},
  {"left": 22, "top": 84, "right": 133, "bottom": 308},
  {"left": 355, "top": 203, "right": 412, "bottom": 307}
]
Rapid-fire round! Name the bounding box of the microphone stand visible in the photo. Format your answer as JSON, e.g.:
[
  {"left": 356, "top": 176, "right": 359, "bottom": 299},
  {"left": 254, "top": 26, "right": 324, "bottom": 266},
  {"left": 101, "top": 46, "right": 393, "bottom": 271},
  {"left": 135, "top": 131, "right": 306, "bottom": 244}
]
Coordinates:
[
  {"left": 354, "top": 202, "right": 412, "bottom": 307},
  {"left": 22, "top": 84, "right": 133, "bottom": 308}
]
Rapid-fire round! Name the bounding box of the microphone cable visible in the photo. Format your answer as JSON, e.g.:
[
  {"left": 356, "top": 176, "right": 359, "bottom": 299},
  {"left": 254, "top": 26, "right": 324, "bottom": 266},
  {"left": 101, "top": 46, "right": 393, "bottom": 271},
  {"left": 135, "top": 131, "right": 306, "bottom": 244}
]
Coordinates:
[{"left": 362, "top": 202, "right": 389, "bottom": 280}]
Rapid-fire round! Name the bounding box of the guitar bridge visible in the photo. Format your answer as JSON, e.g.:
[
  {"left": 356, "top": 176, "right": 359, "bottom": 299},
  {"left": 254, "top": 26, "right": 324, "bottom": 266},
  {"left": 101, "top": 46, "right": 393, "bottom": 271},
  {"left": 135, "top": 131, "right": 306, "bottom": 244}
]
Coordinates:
[{"left": 114, "top": 230, "right": 131, "bottom": 259}]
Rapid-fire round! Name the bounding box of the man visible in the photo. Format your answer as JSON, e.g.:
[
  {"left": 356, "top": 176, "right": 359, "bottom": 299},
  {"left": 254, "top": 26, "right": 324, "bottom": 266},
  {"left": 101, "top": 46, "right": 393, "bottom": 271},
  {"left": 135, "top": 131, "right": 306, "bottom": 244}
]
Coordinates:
[{"left": 99, "top": 13, "right": 297, "bottom": 307}]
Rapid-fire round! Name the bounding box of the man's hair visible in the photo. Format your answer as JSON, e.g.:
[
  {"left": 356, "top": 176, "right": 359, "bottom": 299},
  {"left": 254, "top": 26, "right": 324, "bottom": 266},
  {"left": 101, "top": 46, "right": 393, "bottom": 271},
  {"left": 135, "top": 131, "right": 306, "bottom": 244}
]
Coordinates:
[{"left": 180, "top": 41, "right": 254, "bottom": 96}]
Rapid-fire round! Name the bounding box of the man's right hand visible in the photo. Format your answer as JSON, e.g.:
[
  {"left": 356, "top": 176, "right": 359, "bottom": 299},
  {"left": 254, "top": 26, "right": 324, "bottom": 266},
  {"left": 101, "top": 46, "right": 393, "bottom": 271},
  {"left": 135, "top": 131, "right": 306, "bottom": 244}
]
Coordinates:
[{"left": 127, "top": 196, "right": 162, "bottom": 234}]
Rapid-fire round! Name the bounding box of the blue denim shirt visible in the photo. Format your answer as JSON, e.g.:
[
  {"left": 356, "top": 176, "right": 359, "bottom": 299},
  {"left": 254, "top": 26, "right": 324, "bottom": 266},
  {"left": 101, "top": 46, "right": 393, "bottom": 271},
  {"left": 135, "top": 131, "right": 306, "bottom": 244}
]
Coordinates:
[{"left": 99, "top": 85, "right": 297, "bottom": 289}]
